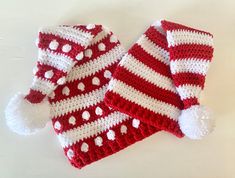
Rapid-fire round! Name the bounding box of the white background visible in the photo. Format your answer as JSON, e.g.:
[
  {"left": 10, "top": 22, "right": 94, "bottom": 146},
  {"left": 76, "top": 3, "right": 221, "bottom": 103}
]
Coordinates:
[{"left": 0, "top": 0, "right": 235, "bottom": 178}]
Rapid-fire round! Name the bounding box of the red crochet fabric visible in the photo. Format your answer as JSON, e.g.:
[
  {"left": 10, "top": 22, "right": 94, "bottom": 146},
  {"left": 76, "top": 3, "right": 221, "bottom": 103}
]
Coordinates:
[
  {"left": 7, "top": 24, "right": 160, "bottom": 169},
  {"left": 5, "top": 20, "right": 214, "bottom": 170},
  {"left": 104, "top": 20, "right": 214, "bottom": 138}
]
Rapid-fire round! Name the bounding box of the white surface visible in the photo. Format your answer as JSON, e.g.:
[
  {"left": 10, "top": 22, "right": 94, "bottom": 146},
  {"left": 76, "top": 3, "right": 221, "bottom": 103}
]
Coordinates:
[{"left": 0, "top": 0, "right": 235, "bottom": 177}]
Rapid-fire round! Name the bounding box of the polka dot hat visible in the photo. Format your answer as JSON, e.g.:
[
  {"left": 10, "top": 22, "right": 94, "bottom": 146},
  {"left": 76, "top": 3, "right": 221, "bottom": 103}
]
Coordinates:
[
  {"left": 5, "top": 24, "right": 159, "bottom": 168},
  {"left": 5, "top": 20, "right": 215, "bottom": 169}
]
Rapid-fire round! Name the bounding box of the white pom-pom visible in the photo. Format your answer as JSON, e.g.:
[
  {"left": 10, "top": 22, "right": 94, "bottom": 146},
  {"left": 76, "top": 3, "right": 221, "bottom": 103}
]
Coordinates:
[
  {"left": 179, "top": 105, "right": 215, "bottom": 139},
  {"left": 5, "top": 93, "right": 50, "bottom": 135}
]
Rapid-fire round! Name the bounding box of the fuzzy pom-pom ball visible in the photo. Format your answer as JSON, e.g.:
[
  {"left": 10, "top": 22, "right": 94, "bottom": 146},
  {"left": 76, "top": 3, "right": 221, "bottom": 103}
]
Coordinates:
[
  {"left": 179, "top": 105, "right": 215, "bottom": 139},
  {"left": 5, "top": 93, "right": 50, "bottom": 135}
]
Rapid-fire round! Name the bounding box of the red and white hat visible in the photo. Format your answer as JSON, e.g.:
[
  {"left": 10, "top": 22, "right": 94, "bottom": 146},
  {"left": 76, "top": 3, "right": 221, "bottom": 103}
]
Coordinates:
[
  {"left": 104, "top": 20, "right": 215, "bottom": 139},
  {"left": 5, "top": 24, "right": 159, "bottom": 168}
]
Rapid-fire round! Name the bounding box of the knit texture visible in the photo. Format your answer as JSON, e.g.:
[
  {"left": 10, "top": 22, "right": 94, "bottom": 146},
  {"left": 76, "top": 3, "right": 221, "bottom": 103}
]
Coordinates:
[
  {"left": 104, "top": 20, "right": 214, "bottom": 138},
  {"left": 5, "top": 20, "right": 214, "bottom": 169},
  {"left": 26, "top": 24, "right": 159, "bottom": 168}
]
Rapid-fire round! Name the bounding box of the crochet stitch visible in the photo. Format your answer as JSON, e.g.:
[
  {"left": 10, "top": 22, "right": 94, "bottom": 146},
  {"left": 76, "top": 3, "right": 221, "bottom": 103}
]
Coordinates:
[
  {"left": 5, "top": 24, "right": 159, "bottom": 168},
  {"left": 104, "top": 20, "right": 214, "bottom": 139},
  {"left": 5, "top": 20, "right": 215, "bottom": 169}
]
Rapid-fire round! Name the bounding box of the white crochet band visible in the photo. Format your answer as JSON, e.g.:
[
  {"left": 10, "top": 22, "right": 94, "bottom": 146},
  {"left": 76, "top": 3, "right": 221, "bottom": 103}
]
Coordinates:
[
  {"left": 51, "top": 84, "right": 108, "bottom": 117},
  {"left": 58, "top": 111, "right": 128, "bottom": 148},
  {"left": 107, "top": 79, "right": 180, "bottom": 120}
]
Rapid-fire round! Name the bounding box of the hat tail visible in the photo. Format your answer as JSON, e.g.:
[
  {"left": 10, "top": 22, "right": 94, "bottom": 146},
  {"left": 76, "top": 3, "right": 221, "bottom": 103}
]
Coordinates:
[
  {"left": 161, "top": 20, "right": 215, "bottom": 139},
  {"left": 5, "top": 25, "right": 103, "bottom": 135}
]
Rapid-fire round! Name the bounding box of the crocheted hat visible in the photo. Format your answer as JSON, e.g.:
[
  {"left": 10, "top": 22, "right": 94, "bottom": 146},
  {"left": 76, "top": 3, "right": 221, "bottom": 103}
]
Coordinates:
[
  {"left": 104, "top": 20, "right": 215, "bottom": 139},
  {"left": 5, "top": 24, "right": 159, "bottom": 168}
]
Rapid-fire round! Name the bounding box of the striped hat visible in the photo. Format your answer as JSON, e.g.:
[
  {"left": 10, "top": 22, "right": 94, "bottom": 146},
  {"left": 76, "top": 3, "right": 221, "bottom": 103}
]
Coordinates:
[
  {"left": 5, "top": 24, "right": 159, "bottom": 168},
  {"left": 104, "top": 20, "right": 215, "bottom": 139}
]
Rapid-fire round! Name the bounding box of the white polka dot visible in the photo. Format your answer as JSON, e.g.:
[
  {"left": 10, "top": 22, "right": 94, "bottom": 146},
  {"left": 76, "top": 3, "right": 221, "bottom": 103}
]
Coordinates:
[
  {"left": 132, "top": 119, "right": 140, "bottom": 128},
  {"left": 86, "top": 24, "right": 95, "bottom": 30},
  {"left": 62, "top": 86, "right": 70, "bottom": 96},
  {"left": 49, "top": 40, "right": 59, "bottom": 50},
  {"left": 110, "top": 35, "right": 118, "bottom": 43},
  {"left": 57, "top": 77, "right": 66, "bottom": 85},
  {"left": 77, "top": 82, "right": 85, "bottom": 91},
  {"left": 92, "top": 77, "right": 100, "bottom": 86},
  {"left": 68, "top": 116, "right": 76, "bottom": 125},
  {"left": 98, "top": 43, "right": 106, "bottom": 51},
  {"left": 84, "top": 49, "right": 92, "bottom": 58},
  {"left": 62, "top": 44, "right": 72, "bottom": 53},
  {"left": 95, "top": 107, "right": 103, "bottom": 116},
  {"left": 82, "top": 111, "right": 90, "bottom": 120},
  {"left": 44, "top": 70, "right": 54, "bottom": 79},
  {"left": 67, "top": 149, "right": 74, "bottom": 160},
  {"left": 33, "top": 66, "right": 38, "bottom": 75},
  {"left": 94, "top": 136, "right": 103, "bottom": 147},
  {"left": 107, "top": 130, "right": 115, "bottom": 140},
  {"left": 104, "top": 70, "right": 112, "bottom": 78},
  {"left": 54, "top": 121, "right": 61, "bottom": 130},
  {"left": 49, "top": 91, "right": 55, "bottom": 99},
  {"left": 81, "top": 142, "right": 89, "bottom": 152},
  {"left": 76, "top": 52, "right": 84, "bottom": 61},
  {"left": 120, "top": 125, "right": 127, "bottom": 134}
]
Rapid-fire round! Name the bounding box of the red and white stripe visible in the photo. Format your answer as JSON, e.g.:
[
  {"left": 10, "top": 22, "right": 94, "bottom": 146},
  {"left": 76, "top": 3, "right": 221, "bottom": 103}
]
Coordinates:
[
  {"left": 37, "top": 49, "right": 76, "bottom": 73},
  {"left": 160, "top": 20, "right": 214, "bottom": 109},
  {"left": 57, "top": 111, "right": 128, "bottom": 148},
  {"left": 170, "top": 59, "right": 211, "bottom": 75},
  {"left": 107, "top": 79, "right": 181, "bottom": 120},
  {"left": 32, "top": 24, "right": 160, "bottom": 169},
  {"left": 66, "top": 45, "right": 125, "bottom": 82},
  {"left": 105, "top": 20, "right": 214, "bottom": 138},
  {"left": 166, "top": 30, "right": 213, "bottom": 47},
  {"left": 30, "top": 76, "right": 56, "bottom": 95},
  {"left": 39, "top": 26, "right": 94, "bottom": 47},
  {"left": 22, "top": 21, "right": 213, "bottom": 168},
  {"left": 51, "top": 84, "right": 108, "bottom": 117},
  {"left": 105, "top": 22, "right": 184, "bottom": 137},
  {"left": 25, "top": 25, "right": 103, "bottom": 103}
]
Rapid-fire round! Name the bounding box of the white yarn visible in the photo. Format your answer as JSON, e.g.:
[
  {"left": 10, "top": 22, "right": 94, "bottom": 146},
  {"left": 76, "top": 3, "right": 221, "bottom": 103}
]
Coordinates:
[
  {"left": 54, "top": 121, "right": 61, "bottom": 130},
  {"left": 44, "top": 70, "right": 54, "bottom": 79},
  {"left": 57, "top": 77, "right": 66, "bottom": 85},
  {"left": 95, "top": 107, "right": 103, "bottom": 116},
  {"left": 104, "top": 70, "right": 112, "bottom": 79},
  {"left": 49, "top": 40, "right": 59, "bottom": 50},
  {"left": 84, "top": 49, "right": 93, "bottom": 58},
  {"left": 92, "top": 76, "right": 100, "bottom": 86},
  {"left": 82, "top": 111, "right": 90, "bottom": 120},
  {"left": 120, "top": 125, "right": 127, "bottom": 134},
  {"left": 107, "top": 130, "right": 115, "bottom": 140},
  {"left": 77, "top": 82, "right": 85, "bottom": 91},
  {"left": 98, "top": 43, "right": 106, "bottom": 51},
  {"left": 75, "top": 52, "right": 84, "bottom": 61},
  {"left": 5, "top": 93, "right": 50, "bottom": 135},
  {"left": 67, "top": 149, "right": 74, "bottom": 160},
  {"left": 94, "top": 136, "right": 103, "bottom": 147},
  {"left": 68, "top": 116, "right": 76, "bottom": 125},
  {"left": 62, "top": 44, "right": 72, "bottom": 53},
  {"left": 132, "top": 119, "right": 140, "bottom": 128},
  {"left": 81, "top": 142, "right": 89, "bottom": 152},
  {"left": 179, "top": 105, "right": 215, "bottom": 139}
]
